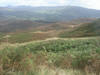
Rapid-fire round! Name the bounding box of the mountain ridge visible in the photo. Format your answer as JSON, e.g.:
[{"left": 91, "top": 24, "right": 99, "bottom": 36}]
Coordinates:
[{"left": 0, "top": 6, "right": 100, "bottom": 21}]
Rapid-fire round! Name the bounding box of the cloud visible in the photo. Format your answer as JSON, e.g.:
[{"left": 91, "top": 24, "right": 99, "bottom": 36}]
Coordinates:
[
  {"left": 0, "top": 0, "right": 100, "bottom": 9},
  {"left": 0, "top": 0, "right": 69, "bottom": 6},
  {"left": 79, "top": 0, "right": 100, "bottom": 9}
]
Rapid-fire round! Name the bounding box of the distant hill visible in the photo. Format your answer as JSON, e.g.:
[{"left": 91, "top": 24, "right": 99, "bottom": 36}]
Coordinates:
[
  {"left": 0, "top": 6, "right": 100, "bottom": 21},
  {"left": 0, "top": 18, "right": 95, "bottom": 33},
  {"left": 0, "top": 19, "right": 55, "bottom": 32},
  {"left": 59, "top": 19, "right": 100, "bottom": 37}
]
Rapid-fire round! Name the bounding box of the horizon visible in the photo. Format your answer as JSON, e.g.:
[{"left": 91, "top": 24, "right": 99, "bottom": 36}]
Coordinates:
[
  {"left": 0, "top": 0, "right": 100, "bottom": 10},
  {"left": 1, "top": 5, "right": 100, "bottom": 11}
]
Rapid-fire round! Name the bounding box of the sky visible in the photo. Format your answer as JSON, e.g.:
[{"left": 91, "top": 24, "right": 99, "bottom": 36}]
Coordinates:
[{"left": 0, "top": 0, "right": 100, "bottom": 10}]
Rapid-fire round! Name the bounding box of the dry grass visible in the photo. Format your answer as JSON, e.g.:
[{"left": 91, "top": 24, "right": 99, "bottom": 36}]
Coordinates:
[{"left": 35, "top": 65, "right": 97, "bottom": 75}]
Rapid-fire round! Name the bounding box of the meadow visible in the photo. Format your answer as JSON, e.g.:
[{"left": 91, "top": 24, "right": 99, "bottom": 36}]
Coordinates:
[{"left": 0, "top": 38, "right": 100, "bottom": 75}]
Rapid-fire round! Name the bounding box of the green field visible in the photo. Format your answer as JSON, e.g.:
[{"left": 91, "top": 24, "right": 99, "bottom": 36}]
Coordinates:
[{"left": 0, "top": 38, "right": 100, "bottom": 75}]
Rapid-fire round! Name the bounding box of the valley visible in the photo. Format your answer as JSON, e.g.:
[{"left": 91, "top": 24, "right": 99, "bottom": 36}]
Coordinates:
[{"left": 0, "top": 18, "right": 97, "bottom": 43}]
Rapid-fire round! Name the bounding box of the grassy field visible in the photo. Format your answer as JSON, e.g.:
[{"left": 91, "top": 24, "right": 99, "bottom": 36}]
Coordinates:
[
  {"left": 0, "top": 37, "right": 100, "bottom": 75},
  {"left": 0, "top": 32, "right": 54, "bottom": 43}
]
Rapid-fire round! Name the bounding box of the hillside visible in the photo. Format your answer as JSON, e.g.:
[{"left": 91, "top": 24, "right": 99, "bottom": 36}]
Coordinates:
[
  {"left": 0, "top": 6, "right": 100, "bottom": 21},
  {"left": 0, "top": 38, "right": 100, "bottom": 75},
  {"left": 0, "top": 18, "right": 96, "bottom": 33},
  {"left": 0, "top": 4, "right": 100, "bottom": 75},
  {"left": 0, "top": 18, "right": 97, "bottom": 43},
  {"left": 59, "top": 19, "right": 100, "bottom": 37},
  {"left": 0, "top": 19, "right": 54, "bottom": 32}
]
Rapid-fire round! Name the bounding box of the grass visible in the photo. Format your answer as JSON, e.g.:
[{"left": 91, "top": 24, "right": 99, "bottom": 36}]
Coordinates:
[
  {"left": 0, "top": 38, "right": 100, "bottom": 75},
  {"left": 59, "top": 19, "right": 100, "bottom": 38},
  {"left": 0, "top": 32, "right": 52, "bottom": 43},
  {"left": 0, "top": 33, "right": 5, "bottom": 39}
]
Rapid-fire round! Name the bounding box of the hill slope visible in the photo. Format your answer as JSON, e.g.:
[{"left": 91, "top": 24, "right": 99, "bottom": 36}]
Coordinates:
[{"left": 59, "top": 19, "right": 100, "bottom": 37}]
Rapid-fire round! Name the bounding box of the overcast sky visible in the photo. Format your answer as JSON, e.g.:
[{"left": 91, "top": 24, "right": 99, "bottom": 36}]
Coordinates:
[{"left": 0, "top": 0, "right": 100, "bottom": 9}]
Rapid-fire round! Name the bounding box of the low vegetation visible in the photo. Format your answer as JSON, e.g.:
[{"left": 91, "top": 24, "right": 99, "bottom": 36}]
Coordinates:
[
  {"left": 0, "top": 32, "right": 53, "bottom": 43},
  {"left": 0, "top": 38, "right": 100, "bottom": 75},
  {"left": 59, "top": 19, "right": 100, "bottom": 37}
]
